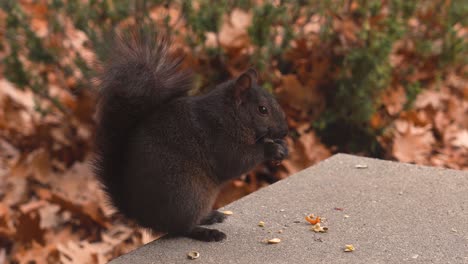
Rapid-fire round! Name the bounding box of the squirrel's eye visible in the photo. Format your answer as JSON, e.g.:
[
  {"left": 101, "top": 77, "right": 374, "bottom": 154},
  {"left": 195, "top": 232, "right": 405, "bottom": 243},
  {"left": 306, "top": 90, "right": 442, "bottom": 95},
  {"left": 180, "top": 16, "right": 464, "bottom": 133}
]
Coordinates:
[{"left": 258, "top": 105, "right": 268, "bottom": 115}]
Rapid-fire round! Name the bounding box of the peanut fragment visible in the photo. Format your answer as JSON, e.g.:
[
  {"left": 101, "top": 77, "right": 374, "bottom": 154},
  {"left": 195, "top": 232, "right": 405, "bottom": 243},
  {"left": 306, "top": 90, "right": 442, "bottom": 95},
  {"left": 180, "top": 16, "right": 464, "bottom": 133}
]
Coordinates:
[
  {"left": 311, "top": 223, "right": 328, "bottom": 233},
  {"left": 187, "top": 251, "right": 200, "bottom": 259},
  {"left": 344, "top": 244, "right": 355, "bottom": 252},
  {"left": 267, "top": 238, "right": 281, "bottom": 244},
  {"left": 355, "top": 164, "right": 368, "bottom": 169}
]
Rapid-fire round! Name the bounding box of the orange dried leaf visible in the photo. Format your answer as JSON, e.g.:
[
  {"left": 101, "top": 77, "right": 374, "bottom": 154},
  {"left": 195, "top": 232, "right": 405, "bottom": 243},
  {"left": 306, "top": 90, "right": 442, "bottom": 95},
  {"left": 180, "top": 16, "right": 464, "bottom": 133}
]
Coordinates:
[{"left": 305, "top": 214, "right": 321, "bottom": 225}]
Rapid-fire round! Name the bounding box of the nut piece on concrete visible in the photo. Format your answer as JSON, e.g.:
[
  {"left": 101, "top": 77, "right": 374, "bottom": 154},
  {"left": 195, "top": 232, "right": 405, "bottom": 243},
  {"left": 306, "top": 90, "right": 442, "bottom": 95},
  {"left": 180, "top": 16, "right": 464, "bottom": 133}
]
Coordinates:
[
  {"left": 267, "top": 238, "right": 281, "bottom": 244},
  {"left": 221, "top": 210, "right": 233, "bottom": 215},
  {"left": 344, "top": 245, "right": 355, "bottom": 252},
  {"left": 187, "top": 251, "right": 200, "bottom": 260}
]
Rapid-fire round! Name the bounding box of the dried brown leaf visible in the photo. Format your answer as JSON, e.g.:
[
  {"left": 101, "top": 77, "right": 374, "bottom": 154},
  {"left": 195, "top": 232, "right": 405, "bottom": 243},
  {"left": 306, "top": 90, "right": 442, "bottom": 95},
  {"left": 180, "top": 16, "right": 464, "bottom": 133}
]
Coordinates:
[
  {"left": 219, "top": 9, "right": 252, "bottom": 50},
  {"left": 452, "top": 130, "right": 468, "bottom": 148},
  {"left": 15, "top": 211, "right": 45, "bottom": 245},
  {"left": 12, "top": 241, "right": 58, "bottom": 264},
  {"left": 392, "top": 121, "right": 435, "bottom": 163},
  {"left": 57, "top": 241, "right": 100, "bottom": 264},
  {"left": 281, "top": 126, "right": 331, "bottom": 176},
  {"left": 277, "top": 75, "right": 324, "bottom": 118},
  {"left": 381, "top": 85, "right": 407, "bottom": 116},
  {"left": 38, "top": 202, "right": 61, "bottom": 229}
]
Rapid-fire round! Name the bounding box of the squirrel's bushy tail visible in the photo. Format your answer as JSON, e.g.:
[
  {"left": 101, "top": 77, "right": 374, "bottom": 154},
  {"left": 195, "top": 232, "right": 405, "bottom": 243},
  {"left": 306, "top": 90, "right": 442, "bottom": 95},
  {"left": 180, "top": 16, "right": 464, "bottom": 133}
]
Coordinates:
[{"left": 93, "top": 32, "right": 192, "bottom": 211}]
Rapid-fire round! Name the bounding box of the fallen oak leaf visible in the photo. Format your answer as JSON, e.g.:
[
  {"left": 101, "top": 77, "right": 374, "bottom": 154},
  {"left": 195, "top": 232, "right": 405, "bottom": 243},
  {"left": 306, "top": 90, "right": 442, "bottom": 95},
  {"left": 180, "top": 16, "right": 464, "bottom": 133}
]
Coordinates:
[
  {"left": 101, "top": 224, "right": 134, "bottom": 248},
  {"left": 305, "top": 214, "right": 321, "bottom": 225},
  {"left": 35, "top": 187, "right": 109, "bottom": 228},
  {"left": 57, "top": 241, "right": 100, "bottom": 264},
  {"left": 0, "top": 249, "right": 5, "bottom": 264},
  {"left": 392, "top": 120, "right": 435, "bottom": 163},
  {"left": 15, "top": 210, "right": 45, "bottom": 245},
  {"left": 452, "top": 130, "right": 468, "bottom": 148},
  {"left": 11, "top": 241, "right": 59, "bottom": 264},
  {"left": 38, "top": 202, "right": 61, "bottom": 229},
  {"left": 0, "top": 203, "right": 15, "bottom": 239},
  {"left": 218, "top": 8, "right": 252, "bottom": 50},
  {"left": 19, "top": 200, "right": 48, "bottom": 214},
  {"left": 381, "top": 85, "right": 407, "bottom": 116}
]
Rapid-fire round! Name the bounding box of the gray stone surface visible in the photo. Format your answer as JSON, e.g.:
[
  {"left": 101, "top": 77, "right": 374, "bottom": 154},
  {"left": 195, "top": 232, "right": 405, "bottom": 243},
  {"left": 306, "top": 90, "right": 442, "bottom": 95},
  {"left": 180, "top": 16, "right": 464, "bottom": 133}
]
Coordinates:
[{"left": 110, "top": 154, "right": 468, "bottom": 264}]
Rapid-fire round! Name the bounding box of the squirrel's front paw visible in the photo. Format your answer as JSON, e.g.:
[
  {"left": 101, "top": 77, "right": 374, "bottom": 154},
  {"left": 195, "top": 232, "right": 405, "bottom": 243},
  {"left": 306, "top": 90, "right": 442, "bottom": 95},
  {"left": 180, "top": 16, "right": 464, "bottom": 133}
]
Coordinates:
[{"left": 264, "top": 139, "right": 289, "bottom": 161}]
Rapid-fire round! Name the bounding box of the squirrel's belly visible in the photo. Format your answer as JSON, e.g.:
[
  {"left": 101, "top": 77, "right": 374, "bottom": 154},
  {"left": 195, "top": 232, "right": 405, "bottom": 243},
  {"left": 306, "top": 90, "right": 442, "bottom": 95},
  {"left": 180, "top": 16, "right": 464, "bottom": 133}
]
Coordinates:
[{"left": 121, "top": 168, "right": 219, "bottom": 233}]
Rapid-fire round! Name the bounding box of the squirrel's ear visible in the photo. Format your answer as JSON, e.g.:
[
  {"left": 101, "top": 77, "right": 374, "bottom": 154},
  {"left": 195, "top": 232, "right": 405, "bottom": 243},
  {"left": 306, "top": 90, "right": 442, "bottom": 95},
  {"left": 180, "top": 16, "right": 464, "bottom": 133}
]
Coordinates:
[{"left": 234, "top": 68, "right": 257, "bottom": 105}]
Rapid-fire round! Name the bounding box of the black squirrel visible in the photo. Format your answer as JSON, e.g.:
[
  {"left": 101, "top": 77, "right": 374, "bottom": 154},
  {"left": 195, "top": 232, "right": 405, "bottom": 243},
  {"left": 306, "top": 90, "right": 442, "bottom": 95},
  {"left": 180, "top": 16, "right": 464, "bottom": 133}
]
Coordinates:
[{"left": 93, "top": 32, "right": 289, "bottom": 242}]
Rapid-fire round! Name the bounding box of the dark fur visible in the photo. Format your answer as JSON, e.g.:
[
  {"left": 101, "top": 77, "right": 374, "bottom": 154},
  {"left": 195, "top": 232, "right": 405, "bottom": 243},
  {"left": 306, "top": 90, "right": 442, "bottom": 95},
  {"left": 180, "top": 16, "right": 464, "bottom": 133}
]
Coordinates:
[{"left": 93, "top": 32, "right": 288, "bottom": 242}]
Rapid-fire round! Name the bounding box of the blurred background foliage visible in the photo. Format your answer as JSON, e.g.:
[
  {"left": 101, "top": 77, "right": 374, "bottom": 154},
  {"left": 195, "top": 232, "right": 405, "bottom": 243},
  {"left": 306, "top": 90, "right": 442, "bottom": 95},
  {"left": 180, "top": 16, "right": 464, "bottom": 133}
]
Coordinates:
[
  {"left": 0, "top": 0, "right": 467, "bottom": 262},
  {"left": 1, "top": 0, "right": 466, "bottom": 153}
]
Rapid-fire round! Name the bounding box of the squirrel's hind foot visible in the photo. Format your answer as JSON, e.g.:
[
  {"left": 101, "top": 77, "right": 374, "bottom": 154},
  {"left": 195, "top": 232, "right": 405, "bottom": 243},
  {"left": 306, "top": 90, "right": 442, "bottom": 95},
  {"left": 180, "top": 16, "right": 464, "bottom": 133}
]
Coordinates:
[
  {"left": 200, "top": 211, "right": 227, "bottom": 225},
  {"left": 187, "top": 227, "right": 226, "bottom": 242}
]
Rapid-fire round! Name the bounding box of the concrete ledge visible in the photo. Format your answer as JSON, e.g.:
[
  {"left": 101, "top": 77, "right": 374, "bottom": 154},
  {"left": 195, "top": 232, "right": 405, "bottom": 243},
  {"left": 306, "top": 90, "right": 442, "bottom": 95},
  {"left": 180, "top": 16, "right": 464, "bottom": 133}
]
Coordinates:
[{"left": 111, "top": 154, "right": 468, "bottom": 263}]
